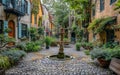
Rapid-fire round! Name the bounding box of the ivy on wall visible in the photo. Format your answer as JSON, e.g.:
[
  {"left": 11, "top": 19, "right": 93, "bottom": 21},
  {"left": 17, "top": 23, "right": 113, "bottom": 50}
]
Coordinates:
[
  {"left": 88, "top": 18, "right": 103, "bottom": 30},
  {"left": 95, "top": 17, "right": 113, "bottom": 33},
  {"left": 88, "top": 17, "right": 115, "bottom": 34},
  {"left": 31, "top": 0, "right": 39, "bottom": 16}
]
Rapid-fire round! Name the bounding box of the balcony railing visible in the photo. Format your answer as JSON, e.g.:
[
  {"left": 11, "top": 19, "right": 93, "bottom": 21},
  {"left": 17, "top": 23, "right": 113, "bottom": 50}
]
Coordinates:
[{"left": 4, "top": 0, "right": 25, "bottom": 16}]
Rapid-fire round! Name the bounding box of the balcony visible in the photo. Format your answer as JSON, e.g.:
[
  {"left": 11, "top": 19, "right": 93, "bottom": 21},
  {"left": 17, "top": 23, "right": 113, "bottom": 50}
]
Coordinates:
[{"left": 4, "top": 0, "right": 25, "bottom": 16}]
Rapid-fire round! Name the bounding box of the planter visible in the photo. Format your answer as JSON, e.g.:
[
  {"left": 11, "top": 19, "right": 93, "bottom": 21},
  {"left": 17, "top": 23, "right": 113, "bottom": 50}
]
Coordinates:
[
  {"left": 0, "top": 68, "right": 5, "bottom": 75},
  {"left": 46, "top": 46, "right": 49, "bottom": 49},
  {"left": 109, "top": 58, "right": 120, "bottom": 75},
  {"left": 97, "top": 58, "right": 110, "bottom": 68}
]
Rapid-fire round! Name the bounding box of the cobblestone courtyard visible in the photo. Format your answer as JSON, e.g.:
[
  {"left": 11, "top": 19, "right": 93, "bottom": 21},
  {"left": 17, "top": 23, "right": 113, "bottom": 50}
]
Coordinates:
[{"left": 6, "top": 45, "right": 115, "bottom": 75}]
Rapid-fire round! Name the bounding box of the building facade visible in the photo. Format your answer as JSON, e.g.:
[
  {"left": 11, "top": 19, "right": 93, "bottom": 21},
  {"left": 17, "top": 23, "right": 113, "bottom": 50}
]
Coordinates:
[
  {"left": 31, "top": 0, "right": 43, "bottom": 28},
  {"left": 0, "top": 0, "right": 31, "bottom": 41},
  {"left": 89, "top": 0, "right": 120, "bottom": 44},
  {"left": 42, "top": 5, "right": 51, "bottom": 36}
]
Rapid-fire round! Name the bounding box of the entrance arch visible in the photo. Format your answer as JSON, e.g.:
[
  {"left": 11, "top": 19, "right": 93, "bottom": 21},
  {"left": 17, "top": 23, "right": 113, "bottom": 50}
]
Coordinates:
[{"left": 8, "top": 20, "right": 15, "bottom": 38}]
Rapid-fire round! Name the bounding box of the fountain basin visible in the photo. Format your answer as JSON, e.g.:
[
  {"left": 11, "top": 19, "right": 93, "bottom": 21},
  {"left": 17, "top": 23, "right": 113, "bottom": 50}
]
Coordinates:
[{"left": 47, "top": 55, "right": 75, "bottom": 61}]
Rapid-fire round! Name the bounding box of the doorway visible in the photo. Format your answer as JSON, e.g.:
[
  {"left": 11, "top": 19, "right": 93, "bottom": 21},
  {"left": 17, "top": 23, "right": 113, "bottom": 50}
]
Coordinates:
[{"left": 8, "top": 20, "right": 15, "bottom": 38}]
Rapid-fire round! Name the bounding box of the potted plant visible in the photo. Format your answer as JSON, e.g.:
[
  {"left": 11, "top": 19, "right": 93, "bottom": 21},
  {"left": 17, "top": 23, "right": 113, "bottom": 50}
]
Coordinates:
[
  {"left": 90, "top": 48, "right": 111, "bottom": 68},
  {"left": 45, "top": 36, "right": 51, "bottom": 49},
  {"left": 75, "top": 43, "right": 81, "bottom": 51}
]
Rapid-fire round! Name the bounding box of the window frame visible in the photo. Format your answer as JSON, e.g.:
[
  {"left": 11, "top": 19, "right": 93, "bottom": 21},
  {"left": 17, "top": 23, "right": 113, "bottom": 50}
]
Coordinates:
[
  {"left": 100, "top": 0, "right": 105, "bottom": 12},
  {"left": 24, "top": 0, "right": 28, "bottom": 14},
  {"left": 21, "top": 24, "right": 28, "bottom": 37}
]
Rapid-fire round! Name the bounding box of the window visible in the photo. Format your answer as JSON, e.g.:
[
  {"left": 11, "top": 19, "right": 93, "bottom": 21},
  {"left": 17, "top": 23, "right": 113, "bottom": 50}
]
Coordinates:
[
  {"left": 21, "top": 24, "right": 27, "bottom": 37},
  {"left": 34, "top": 16, "right": 37, "bottom": 24},
  {"left": 92, "top": 6, "right": 96, "bottom": 16},
  {"left": 0, "top": 20, "right": 3, "bottom": 34},
  {"left": 110, "top": 0, "right": 117, "bottom": 4},
  {"left": 24, "top": 0, "right": 28, "bottom": 13},
  {"left": 100, "top": 0, "right": 104, "bottom": 12},
  {"left": 0, "top": 0, "right": 2, "bottom": 3}
]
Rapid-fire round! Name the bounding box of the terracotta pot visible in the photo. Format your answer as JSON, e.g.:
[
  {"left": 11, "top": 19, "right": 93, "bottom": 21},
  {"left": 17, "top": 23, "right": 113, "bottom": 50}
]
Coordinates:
[
  {"left": 97, "top": 58, "right": 110, "bottom": 68},
  {"left": 0, "top": 68, "right": 5, "bottom": 75}
]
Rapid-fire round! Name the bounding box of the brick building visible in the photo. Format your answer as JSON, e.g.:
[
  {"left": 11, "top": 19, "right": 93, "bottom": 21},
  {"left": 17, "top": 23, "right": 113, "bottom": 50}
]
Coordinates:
[{"left": 89, "top": 0, "right": 120, "bottom": 44}]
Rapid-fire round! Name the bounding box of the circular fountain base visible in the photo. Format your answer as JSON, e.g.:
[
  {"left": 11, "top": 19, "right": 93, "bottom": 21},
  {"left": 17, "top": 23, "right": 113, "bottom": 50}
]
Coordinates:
[{"left": 47, "top": 54, "right": 74, "bottom": 61}]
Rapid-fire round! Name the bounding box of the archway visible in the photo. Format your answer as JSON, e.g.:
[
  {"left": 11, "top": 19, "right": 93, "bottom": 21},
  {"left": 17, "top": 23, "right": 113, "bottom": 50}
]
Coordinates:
[{"left": 8, "top": 20, "right": 15, "bottom": 38}]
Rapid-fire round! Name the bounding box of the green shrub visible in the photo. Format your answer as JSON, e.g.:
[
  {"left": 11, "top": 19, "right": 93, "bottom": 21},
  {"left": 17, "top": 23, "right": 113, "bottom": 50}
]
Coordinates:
[
  {"left": 63, "top": 38, "right": 70, "bottom": 42},
  {"left": 90, "top": 48, "right": 118, "bottom": 61},
  {"left": 103, "top": 42, "right": 118, "bottom": 48},
  {"left": 16, "top": 42, "right": 27, "bottom": 50},
  {"left": 111, "top": 46, "right": 120, "bottom": 59},
  {"left": 1, "top": 50, "right": 26, "bottom": 64},
  {"left": 76, "top": 43, "right": 81, "bottom": 51},
  {"left": 84, "top": 50, "right": 90, "bottom": 55},
  {"left": 0, "top": 56, "right": 10, "bottom": 69},
  {"left": 25, "top": 42, "right": 40, "bottom": 52},
  {"left": 50, "top": 37, "right": 58, "bottom": 46},
  {"left": 45, "top": 36, "right": 52, "bottom": 47}
]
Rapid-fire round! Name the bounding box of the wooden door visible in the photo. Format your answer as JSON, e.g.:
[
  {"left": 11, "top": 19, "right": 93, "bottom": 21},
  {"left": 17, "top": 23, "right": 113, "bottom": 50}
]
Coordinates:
[{"left": 8, "top": 21, "right": 15, "bottom": 38}]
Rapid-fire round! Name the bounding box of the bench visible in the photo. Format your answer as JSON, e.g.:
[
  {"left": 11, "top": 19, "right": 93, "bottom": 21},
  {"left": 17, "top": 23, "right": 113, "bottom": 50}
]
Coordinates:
[{"left": 109, "top": 58, "right": 120, "bottom": 75}]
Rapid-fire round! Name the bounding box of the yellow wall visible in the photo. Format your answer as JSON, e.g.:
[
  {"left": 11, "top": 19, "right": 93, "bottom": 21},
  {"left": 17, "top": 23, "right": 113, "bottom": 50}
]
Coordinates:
[{"left": 31, "top": 0, "right": 43, "bottom": 28}]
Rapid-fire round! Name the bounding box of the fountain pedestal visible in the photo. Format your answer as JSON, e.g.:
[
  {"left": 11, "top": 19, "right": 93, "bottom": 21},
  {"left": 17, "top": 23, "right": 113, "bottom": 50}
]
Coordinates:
[{"left": 57, "top": 28, "right": 65, "bottom": 59}]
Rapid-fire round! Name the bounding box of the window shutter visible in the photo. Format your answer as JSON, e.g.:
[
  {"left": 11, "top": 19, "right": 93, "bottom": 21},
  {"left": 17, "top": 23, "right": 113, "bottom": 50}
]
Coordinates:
[
  {"left": 28, "top": 2, "right": 31, "bottom": 15},
  {"left": 18, "top": 23, "right": 22, "bottom": 38},
  {"left": 3, "top": 21, "right": 8, "bottom": 36},
  {"left": 22, "top": 0, "right": 25, "bottom": 12}
]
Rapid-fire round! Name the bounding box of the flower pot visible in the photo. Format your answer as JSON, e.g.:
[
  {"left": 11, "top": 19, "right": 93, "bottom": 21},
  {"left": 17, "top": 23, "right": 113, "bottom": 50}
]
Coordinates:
[
  {"left": 46, "top": 46, "right": 49, "bottom": 49},
  {"left": 97, "top": 58, "right": 110, "bottom": 68},
  {"left": 0, "top": 68, "right": 5, "bottom": 75}
]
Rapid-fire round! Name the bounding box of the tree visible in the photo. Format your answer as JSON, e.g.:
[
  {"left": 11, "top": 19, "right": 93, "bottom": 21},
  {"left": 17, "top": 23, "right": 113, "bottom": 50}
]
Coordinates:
[{"left": 65, "top": 0, "right": 92, "bottom": 42}]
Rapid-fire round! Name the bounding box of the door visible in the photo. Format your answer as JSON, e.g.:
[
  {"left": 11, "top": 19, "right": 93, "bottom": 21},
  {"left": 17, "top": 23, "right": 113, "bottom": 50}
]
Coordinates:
[
  {"left": 71, "top": 32, "right": 76, "bottom": 43},
  {"left": 8, "top": 20, "right": 15, "bottom": 38},
  {"left": 106, "top": 29, "right": 114, "bottom": 43}
]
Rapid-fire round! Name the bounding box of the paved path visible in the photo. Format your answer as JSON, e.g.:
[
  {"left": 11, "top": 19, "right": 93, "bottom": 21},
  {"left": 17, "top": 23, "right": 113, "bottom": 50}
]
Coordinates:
[{"left": 6, "top": 44, "right": 115, "bottom": 75}]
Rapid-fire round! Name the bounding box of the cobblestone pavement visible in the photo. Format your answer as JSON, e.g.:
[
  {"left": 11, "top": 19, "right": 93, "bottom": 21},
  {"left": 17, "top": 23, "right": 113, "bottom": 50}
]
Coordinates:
[{"left": 6, "top": 44, "right": 115, "bottom": 75}]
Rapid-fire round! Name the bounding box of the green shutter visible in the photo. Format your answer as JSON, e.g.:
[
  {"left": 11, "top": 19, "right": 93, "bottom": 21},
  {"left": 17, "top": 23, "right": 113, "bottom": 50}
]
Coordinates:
[
  {"left": 28, "top": 2, "right": 31, "bottom": 15},
  {"left": 18, "top": 23, "right": 22, "bottom": 38}
]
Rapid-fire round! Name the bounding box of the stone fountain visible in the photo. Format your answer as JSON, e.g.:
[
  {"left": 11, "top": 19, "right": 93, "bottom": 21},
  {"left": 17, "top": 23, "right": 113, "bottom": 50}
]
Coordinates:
[{"left": 48, "top": 27, "right": 74, "bottom": 60}]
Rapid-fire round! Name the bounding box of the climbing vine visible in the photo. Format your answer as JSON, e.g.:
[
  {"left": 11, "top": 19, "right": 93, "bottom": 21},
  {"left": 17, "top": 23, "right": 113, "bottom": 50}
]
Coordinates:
[{"left": 32, "top": 0, "right": 39, "bottom": 16}]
